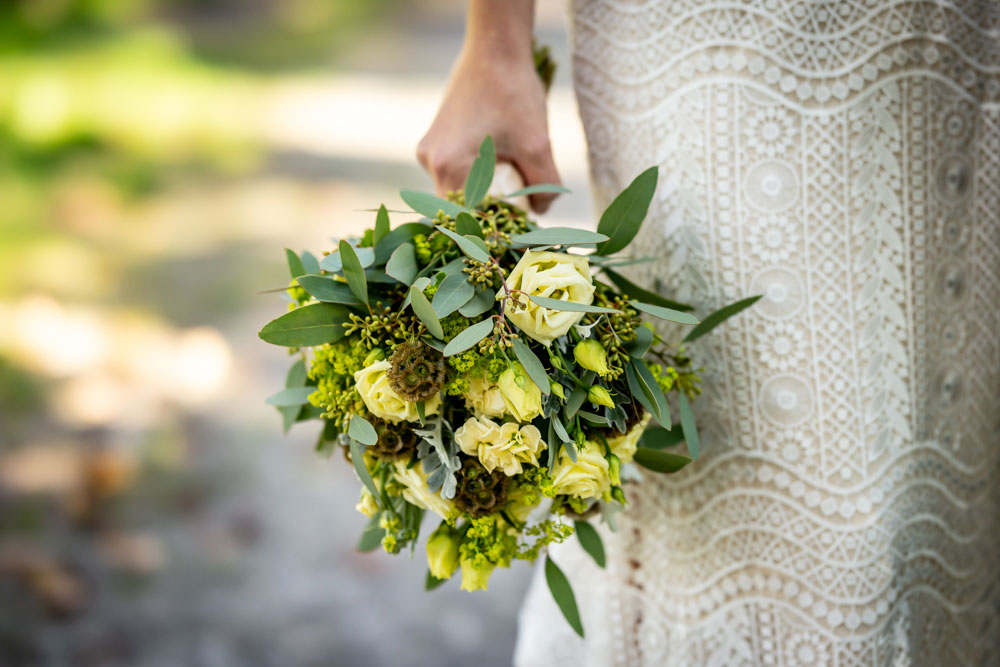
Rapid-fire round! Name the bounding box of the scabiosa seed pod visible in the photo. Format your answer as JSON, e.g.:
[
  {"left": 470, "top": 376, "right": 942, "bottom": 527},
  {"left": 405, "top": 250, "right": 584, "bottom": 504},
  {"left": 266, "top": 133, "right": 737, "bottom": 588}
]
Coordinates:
[
  {"left": 369, "top": 418, "right": 420, "bottom": 459},
  {"left": 454, "top": 458, "right": 509, "bottom": 518},
  {"left": 386, "top": 340, "right": 446, "bottom": 403}
]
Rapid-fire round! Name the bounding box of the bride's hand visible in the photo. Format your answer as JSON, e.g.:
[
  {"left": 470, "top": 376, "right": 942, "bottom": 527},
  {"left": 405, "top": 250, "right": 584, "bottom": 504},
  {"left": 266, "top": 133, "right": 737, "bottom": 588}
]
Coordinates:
[{"left": 417, "top": 45, "right": 562, "bottom": 213}]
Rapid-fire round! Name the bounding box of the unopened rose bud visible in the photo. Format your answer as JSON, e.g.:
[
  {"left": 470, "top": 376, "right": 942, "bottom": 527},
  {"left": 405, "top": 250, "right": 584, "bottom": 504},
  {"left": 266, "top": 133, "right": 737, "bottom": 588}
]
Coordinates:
[
  {"left": 611, "top": 486, "right": 627, "bottom": 505},
  {"left": 355, "top": 489, "right": 378, "bottom": 518},
  {"left": 574, "top": 339, "right": 610, "bottom": 377},
  {"left": 607, "top": 453, "right": 622, "bottom": 486},
  {"left": 588, "top": 385, "right": 615, "bottom": 409},
  {"left": 364, "top": 348, "right": 385, "bottom": 366},
  {"left": 551, "top": 383, "right": 566, "bottom": 400},
  {"left": 426, "top": 523, "right": 461, "bottom": 581}
]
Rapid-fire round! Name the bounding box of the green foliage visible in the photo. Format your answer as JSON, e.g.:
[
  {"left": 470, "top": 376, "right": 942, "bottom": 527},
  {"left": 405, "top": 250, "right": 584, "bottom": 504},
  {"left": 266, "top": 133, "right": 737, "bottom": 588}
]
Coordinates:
[
  {"left": 574, "top": 520, "right": 606, "bottom": 568},
  {"left": 594, "top": 166, "right": 658, "bottom": 256},
  {"left": 545, "top": 556, "right": 584, "bottom": 638},
  {"left": 258, "top": 303, "right": 349, "bottom": 347}
]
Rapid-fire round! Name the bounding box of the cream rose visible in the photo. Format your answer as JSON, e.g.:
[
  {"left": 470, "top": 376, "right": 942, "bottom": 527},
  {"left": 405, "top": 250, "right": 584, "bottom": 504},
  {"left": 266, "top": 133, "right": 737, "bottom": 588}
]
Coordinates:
[
  {"left": 607, "top": 414, "right": 651, "bottom": 464},
  {"left": 497, "top": 362, "right": 543, "bottom": 423},
  {"left": 465, "top": 376, "right": 506, "bottom": 419},
  {"left": 499, "top": 250, "right": 595, "bottom": 345},
  {"left": 455, "top": 417, "right": 546, "bottom": 476},
  {"left": 354, "top": 360, "right": 439, "bottom": 423},
  {"left": 392, "top": 460, "right": 452, "bottom": 519},
  {"left": 551, "top": 440, "right": 612, "bottom": 500}
]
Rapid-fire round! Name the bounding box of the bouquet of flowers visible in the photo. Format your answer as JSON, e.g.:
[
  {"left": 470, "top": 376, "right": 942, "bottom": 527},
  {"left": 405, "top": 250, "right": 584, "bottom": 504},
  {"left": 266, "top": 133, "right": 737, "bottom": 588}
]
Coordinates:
[{"left": 259, "top": 137, "right": 756, "bottom": 635}]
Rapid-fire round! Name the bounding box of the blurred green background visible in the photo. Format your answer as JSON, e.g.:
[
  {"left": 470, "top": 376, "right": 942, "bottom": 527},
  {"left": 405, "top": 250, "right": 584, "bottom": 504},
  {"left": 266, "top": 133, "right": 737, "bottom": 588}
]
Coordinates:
[{"left": 0, "top": 1, "right": 589, "bottom": 665}]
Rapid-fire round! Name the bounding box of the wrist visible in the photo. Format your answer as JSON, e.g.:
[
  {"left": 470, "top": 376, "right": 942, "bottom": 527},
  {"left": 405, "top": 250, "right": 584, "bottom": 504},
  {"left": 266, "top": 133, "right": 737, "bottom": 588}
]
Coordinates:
[{"left": 463, "top": 0, "right": 535, "bottom": 64}]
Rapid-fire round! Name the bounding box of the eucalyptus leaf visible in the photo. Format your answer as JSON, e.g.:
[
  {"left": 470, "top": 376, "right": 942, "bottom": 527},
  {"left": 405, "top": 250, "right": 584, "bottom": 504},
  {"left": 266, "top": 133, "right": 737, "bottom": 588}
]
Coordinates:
[
  {"left": 683, "top": 295, "right": 762, "bottom": 342},
  {"left": 320, "top": 246, "right": 375, "bottom": 272},
  {"left": 625, "top": 360, "right": 666, "bottom": 426},
  {"left": 401, "top": 277, "right": 431, "bottom": 309},
  {"left": 459, "top": 288, "right": 496, "bottom": 317},
  {"left": 551, "top": 414, "right": 572, "bottom": 443},
  {"left": 455, "top": 211, "right": 483, "bottom": 238},
  {"left": 565, "top": 385, "right": 587, "bottom": 420},
  {"left": 577, "top": 410, "right": 610, "bottom": 426},
  {"left": 678, "top": 392, "right": 700, "bottom": 459},
  {"left": 385, "top": 243, "right": 418, "bottom": 285},
  {"left": 349, "top": 438, "right": 380, "bottom": 500},
  {"left": 364, "top": 269, "right": 397, "bottom": 284},
  {"left": 634, "top": 360, "right": 671, "bottom": 426},
  {"left": 434, "top": 225, "right": 491, "bottom": 263},
  {"left": 640, "top": 425, "right": 685, "bottom": 449},
  {"left": 285, "top": 248, "right": 306, "bottom": 279},
  {"left": 529, "top": 295, "right": 620, "bottom": 314},
  {"left": 503, "top": 183, "right": 570, "bottom": 198},
  {"left": 400, "top": 189, "right": 468, "bottom": 219},
  {"left": 626, "top": 325, "right": 654, "bottom": 358},
  {"left": 373, "top": 204, "right": 391, "bottom": 246},
  {"left": 594, "top": 166, "right": 658, "bottom": 256},
  {"left": 443, "top": 318, "right": 495, "bottom": 357},
  {"left": 300, "top": 250, "right": 321, "bottom": 275},
  {"left": 633, "top": 446, "right": 693, "bottom": 473},
  {"left": 511, "top": 338, "right": 551, "bottom": 395},
  {"left": 409, "top": 285, "right": 444, "bottom": 339},
  {"left": 630, "top": 300, "right": 699, "bottom": 325},
  {"left": 265, "top": 386, "right": 314, "bottom": 407},
  {"left": 357, "top": 514, "right": 384, "bottom": 552},
  {"left": 587, "top": 255, "right": 658, "bottom": 268},
  {"left": 463, "top": 136, "right": 496, "bottom": 208},
  {"left": 545, "top": 556, "right": 584, "bottom": 638},
  {"left": 339, "top": 240, "right": 368, "bottom": 305},
  {"left": 432, "top": 273, "right": 476, "bottom": 318},
  {"left": 425, "top": 570, "right": 448, "bottom": 591},
  {"left": 297, "top": 275, "right": 364, "bottom": 306},
  {"left": 574, "top": 520, "right": 606, "bottom": 568},
  {"left": 603, "top": 269, "right": 694, "bottom": 312},
  {"left": 374, "top": 222, "right": 432, "bottom": 264},
  {"left": 348, "top": 415, "right": 378, "bottom": 446},
  {"left": 279, "top": 359, "right": 307, "bottom": 433},
  {"left": 511, "top": 227, "right": 609, "bottom": 246},
  {"left": 258, "top": 303, "right": 348, "bottom": 347}
]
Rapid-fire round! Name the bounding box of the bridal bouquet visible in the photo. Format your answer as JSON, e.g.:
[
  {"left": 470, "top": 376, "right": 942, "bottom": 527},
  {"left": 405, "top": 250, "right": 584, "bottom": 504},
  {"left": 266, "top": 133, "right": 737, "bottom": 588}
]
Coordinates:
[{"left": 259, "top": 138, "right": 755, "bottom": 635}]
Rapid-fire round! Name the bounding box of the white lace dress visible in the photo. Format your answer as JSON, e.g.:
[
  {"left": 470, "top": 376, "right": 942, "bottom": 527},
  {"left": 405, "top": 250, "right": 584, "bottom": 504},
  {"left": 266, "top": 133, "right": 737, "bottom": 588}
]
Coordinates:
[{"left": 515, "top": 1, "right": 1000, "bottom": 665}]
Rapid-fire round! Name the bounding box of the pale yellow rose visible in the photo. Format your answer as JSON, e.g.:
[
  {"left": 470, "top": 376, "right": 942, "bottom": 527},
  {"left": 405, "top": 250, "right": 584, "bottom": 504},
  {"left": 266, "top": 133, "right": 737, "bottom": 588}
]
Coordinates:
[
  {"left": 499, "top": 250, "right": 595, "bottom": 345},
  {"left": 354, "top": 360, "right": 440, "bottom": 423},
  {"left": 551, "top": 440, "right": 612, "bottom": 499},
  {"left": 455, "top": 417, "right": 546, "bottom": 476},
  {"left": 497, "top": 362, "right": 543, "bottom": 423},
  {"left": 392, "top": 460, "right": 452, "bottom": 519},
  {"left": 465, "top": 376, "right": 506, "bottom": 419},
  {"left": 607, "top": 414, "right": 651, "bottom": 464}
]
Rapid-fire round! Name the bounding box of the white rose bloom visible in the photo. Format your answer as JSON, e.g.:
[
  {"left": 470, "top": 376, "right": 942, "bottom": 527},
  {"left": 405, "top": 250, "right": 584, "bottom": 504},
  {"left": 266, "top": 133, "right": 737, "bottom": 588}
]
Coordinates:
[
  {"left": 551, "top": 440, "right": 612, "bottom": 499},
  {"left": 607, "top": 414, "right": 651, "bottom": 464},
  {"left": 465, "top": 376, "right": 506, "bottom": 419},
  {"left": 455, "top": 417, "right": 546, "bottom": 476},
  {"left": 499, "top": 250, "right": 596, "bottom": 345},
  {"left": 354, "top": 360, "right": 439, "bottom": 423},
  {"left": 392, "top": 460, "right": 452, "bottom": 519}
]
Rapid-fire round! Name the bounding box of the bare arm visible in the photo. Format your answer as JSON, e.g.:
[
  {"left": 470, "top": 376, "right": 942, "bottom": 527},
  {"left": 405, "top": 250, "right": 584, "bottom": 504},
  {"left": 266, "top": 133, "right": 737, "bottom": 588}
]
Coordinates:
[{"left": 417, "top": 0, "right": 561, "bottom": 212}]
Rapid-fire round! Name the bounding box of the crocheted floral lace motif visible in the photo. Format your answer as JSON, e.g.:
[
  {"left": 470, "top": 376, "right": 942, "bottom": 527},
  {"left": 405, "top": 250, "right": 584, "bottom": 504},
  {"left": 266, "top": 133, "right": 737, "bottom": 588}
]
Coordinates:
[{"left": 516, "top": 1, "right": 1000, "bottom": 665}]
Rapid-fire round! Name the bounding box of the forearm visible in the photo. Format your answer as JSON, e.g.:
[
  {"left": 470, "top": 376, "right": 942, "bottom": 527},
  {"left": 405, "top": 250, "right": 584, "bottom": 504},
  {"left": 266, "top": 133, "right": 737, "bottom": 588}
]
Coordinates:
[{"left": 463, "top": 0, "right": 535, "bottom": 63}]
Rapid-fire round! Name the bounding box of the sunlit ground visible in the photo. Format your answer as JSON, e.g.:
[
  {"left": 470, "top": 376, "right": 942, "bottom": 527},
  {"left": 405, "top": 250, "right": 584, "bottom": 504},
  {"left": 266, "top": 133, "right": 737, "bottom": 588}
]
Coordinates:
[{"left": 0, "top": 1, "right": 589, "bottom": 665}]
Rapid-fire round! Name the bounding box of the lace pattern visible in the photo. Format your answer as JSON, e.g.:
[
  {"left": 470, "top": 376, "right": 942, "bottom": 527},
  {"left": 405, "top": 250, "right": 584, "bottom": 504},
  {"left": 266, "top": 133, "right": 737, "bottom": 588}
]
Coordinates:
[{"left": 515, "top": 1, "right": 1000, "bottom": 665}]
